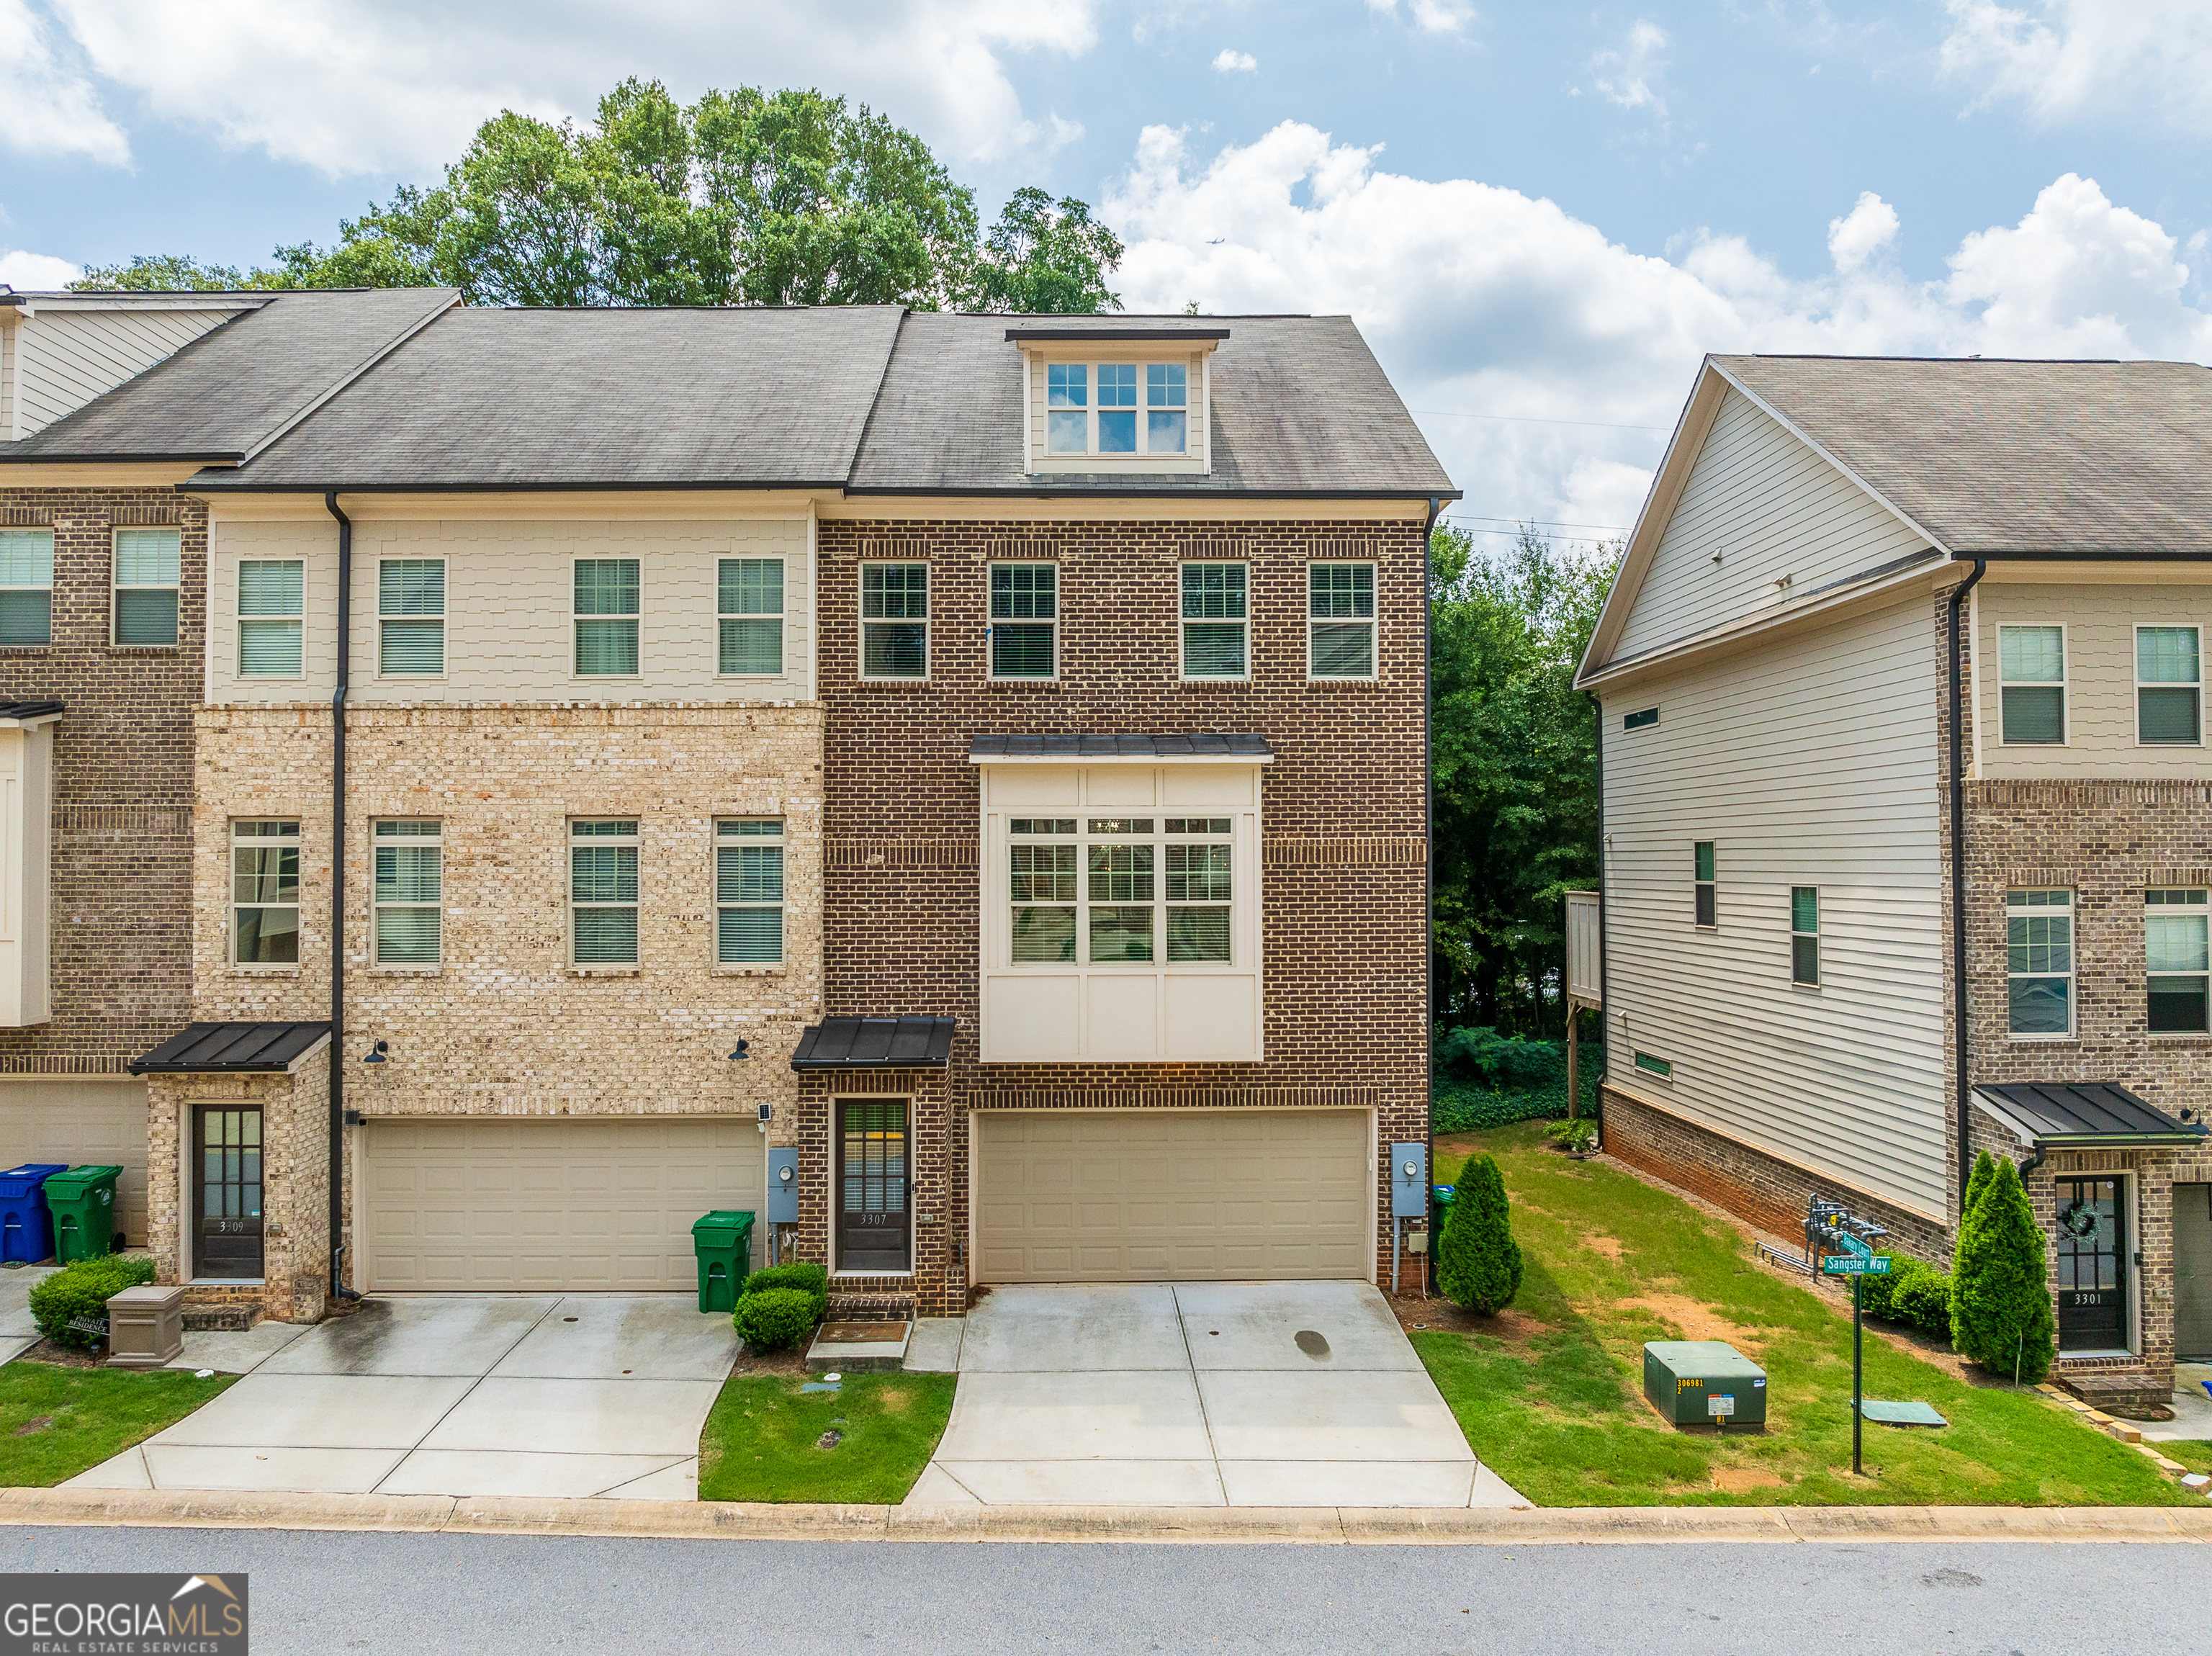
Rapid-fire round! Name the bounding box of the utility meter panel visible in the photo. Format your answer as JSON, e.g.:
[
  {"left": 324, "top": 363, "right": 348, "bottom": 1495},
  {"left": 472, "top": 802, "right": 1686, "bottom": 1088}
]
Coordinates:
[
  {"left": 1392, "top": 1142, "right": 1429, "bottom": 1218},
  {"left": 768, "top": 1149, "right": 799, "bottom": 1223}
]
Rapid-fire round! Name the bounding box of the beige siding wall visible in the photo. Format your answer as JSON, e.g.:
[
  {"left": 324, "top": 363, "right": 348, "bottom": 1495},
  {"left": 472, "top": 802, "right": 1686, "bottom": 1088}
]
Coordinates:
[
  {"left": 14, "top": 307, "right": 240, "bottom": 436},
  {"left": 207, "top": 516, "right": 814, "bottom": 703},
  {"left": 1600, "top": 594, "right": 1948, "bottom": 1219},
  {"left": 1976, "top": 580, "right": 2212, "bottom": 779},
  {"left": 1613, "top": 387, "right": 1928, "bottom": 662}
]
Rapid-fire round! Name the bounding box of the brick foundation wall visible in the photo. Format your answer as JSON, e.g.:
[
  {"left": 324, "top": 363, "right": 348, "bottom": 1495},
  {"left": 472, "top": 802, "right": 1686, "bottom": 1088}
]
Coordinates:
[{"left": 815, "top": 516, "right": 1431, "bottom": 1314}]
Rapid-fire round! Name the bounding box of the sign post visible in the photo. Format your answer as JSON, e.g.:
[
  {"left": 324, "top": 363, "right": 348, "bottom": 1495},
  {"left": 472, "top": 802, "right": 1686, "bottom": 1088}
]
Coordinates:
[{"left": 1809, "top": 1195, "right": 1893, "bottom": 1477}]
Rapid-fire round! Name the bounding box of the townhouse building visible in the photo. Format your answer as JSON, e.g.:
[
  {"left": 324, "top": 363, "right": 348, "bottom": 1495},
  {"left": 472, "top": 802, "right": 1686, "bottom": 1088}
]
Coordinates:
[
  {"left": 1578, "top": 354, "right": 2212, "bottom": 1410},
  {"left": 0, "top": 289, "right": 1450, "bottom": 1326}
]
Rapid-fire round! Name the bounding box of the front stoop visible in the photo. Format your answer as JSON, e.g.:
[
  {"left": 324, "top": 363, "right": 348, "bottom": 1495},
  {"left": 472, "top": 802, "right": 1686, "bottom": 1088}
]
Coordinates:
[
  {"left": 2056, "top": 1368, "right": 2174, "bottom": 1419},
  {"left": 826, "top": 1292, "right": 914, "bottom": 1322},
  {"left": 180, "top": 1305, "right": 260, "bottom": 1334},
  {"left": 807, "top": 1320, "right": 911, "bottom": 1374}
]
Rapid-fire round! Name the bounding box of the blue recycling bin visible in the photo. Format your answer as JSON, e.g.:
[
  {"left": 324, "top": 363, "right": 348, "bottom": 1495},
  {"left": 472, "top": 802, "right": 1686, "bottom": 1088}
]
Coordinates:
[{"left": 0, "top": 1164, "right": 68, "bottom": 1264}]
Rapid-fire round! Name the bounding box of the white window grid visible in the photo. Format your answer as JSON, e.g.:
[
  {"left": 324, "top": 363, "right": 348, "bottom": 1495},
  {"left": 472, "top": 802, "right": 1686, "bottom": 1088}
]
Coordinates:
[
  {"left": 1007, "top": 816, "right": 1236, "bottom": 968},
  {"left": 988, "top": 563, "right": 1058, "bottom": 680},
  {"left": 1790, "top": 886, "right": 1820, "bottom": 986},
  {"left": 573, "top": 557, "right": 641, "bottom": 678},
  {"left": 1308, "top": 562, "right": 1376, "bottom": 680},
  {"left": 569, "top": 819, "right": 640, "bottom": 966},
  {"left": 1997, "top": 623, "right": 2067, "bottom": 745},
  {"left": 1179, "top": 562, "right": 1248, "bottom": 680},
  {"left": 2146, "top": 888, "right": 2210, "bottom": 1035},
  {"left": 1044, "top": 360, "right": 1191, "bottom": 458},
  {"left": 860, "top": 562, "right": 929, "bottom": 680},
  {"left": 231, "top": 819, "right": 301, "bottom": 967},
  {"left": 112, "top": 528, "right": 180, "bottom": 647},
  {"left": 378, "top": 559, "right": 446, "bottom": 678},
  {"left": 2008, "top": 888, "right": 2074, "bottom": 1039},
  {"left": 2135, "top": 624, "right": 2203, "bottom": 747},
  {"left": 372, "top": 820, "right": 442, "bottom": 965},
  {"left": 718, "top": 557, "right": 785, "bottom": 678},
  {"left": 0, "top": 528, "right": 53, "bottom": 648},
  {"left": 716, "top": 818, "right": 785, "bottom": 966}
]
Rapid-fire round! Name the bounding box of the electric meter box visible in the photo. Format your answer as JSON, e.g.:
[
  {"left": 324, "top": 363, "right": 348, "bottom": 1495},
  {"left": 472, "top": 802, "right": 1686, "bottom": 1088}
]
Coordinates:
[{"left": 1642, "top": 1340, "right": 1768, "bottom": 1427}]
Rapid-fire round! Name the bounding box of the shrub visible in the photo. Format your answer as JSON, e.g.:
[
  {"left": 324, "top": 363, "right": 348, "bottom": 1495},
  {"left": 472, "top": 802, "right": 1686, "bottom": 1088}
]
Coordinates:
[
  {"left": 741, "top": 1261, "right": 828, "bottom": 1311},
  {"left": 1545, "top": 1117, "right": 1598, "bottom": 1152},
  {"left": 1891, "top": 1260, "right": 1954, "bottom": 1336},
  {"left": 1856, "top": 1254, "right": 1902, "bottom": 1321},
  {"left": 733, "top": 1286, "right": 820, "bottom": 1353},
  {"left": 29, "top": 1254, "right": 158, "bottom": 1349},
  {"left": 1430, "top": 1029, "right": 1606, "bottom": 1131},
  {"left": 1951, "top": 1155, "right": 2055, "bottom": 1382},
  {"left": 1436, "top": 1153, "right": 1523, "bottom": 1314},
  {"left": 1959, "top": 1150, "right": 1998, "bottom": 1239}
]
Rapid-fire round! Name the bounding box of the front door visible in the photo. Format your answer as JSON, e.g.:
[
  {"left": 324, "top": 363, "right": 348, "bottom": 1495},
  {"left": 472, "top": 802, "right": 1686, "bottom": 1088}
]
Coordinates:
[
  {"left": 2055, "top": 1176, "right": 2128, "bottom": 1352},
  {"left": 194, "top": 1105, "right": 264, "bottom": 1279},
  {"left": 837, "top": 1099, "right": 909, "bottom": 1272}
]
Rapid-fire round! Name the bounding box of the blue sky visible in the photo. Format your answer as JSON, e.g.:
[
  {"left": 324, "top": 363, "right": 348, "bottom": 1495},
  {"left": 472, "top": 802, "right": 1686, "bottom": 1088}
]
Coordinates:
[{"left": 6, "top": 0, "right": 2210, "bottom": 538}]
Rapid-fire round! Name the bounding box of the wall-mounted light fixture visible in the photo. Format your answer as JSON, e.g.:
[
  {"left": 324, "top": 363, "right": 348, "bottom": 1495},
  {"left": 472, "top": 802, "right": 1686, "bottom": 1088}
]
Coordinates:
[
  {"left": 728, "top": 1040, "right": 750, "bottom": 1061},
  {"left": 361, "top": 1040, "right": 389, "bottom": 1066}
]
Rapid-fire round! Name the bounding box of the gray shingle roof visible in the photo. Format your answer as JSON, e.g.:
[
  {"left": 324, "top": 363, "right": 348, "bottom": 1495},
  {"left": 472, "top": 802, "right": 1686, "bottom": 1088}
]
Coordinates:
[
  {"left": 1715, "top": 356, "right": 2212, "bottom": 556},
  {"left": 2, "top": 288, "right": 457, "bottom": 462},
  {"left": 198, "top": 305, "right": 907, "bottom": 490},
  {"left": 850, "top": 312, "right": 1453, "bottom": 495}
]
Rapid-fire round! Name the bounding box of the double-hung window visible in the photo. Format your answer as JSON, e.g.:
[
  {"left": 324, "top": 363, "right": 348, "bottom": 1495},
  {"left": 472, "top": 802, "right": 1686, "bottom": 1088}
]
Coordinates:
[
  {"left": 989, "top": 564, "right": 1056, "bottom": 679},
  {"left": 1009, "top": 819, "right": 1079, "bottom": 962},
  {"left": 2136, "top": 626, "right": 2202, "bottom": 746},
  {"left": 2146, "top": 888, "right": 2209, "bottom": 1033},
  {"left": 1790, "top": 887, "right": 1820, "bottom": 986},
  {"left": 861, "top": 563, "right": 927, "bottom": 679},
  {"left": 1045, "top": 361, "right": 1190, "bottom": 456},
  {"left": 1999, "top": 625, "right": 2065, "bottom": 744},
  {"left": 1309, "top": 563, "right": 1375, "bottom": 678},
  {"left": 1164, "top": 818, "right": 1233, "bottom": 962},
  {"left": 238, "top": 559, "right": 305, "bottom": 678},
  {"left": 2008, "top": 888, "right": 2073, "bottom": 1037},
  {"left": 1047, "top": 364, "right": 1088, "bottom": 455},
  {"left": 1694, "top": 842, "right": 1716, "bottom": 927},
  {"left": 379, "top": 559, "right": 445, "bottom": 676},
  {"left": 1182, "top": 563, "right": 1246, "bottom": 679},
  {"left": 719, "top": 558, "right": 783, "bottom": 676},
  {"left": 1087, "top": 821, "right": 1156, "bottom": 963},
  {"left": 570, "top": 819, "right": 639, "bottom": 966},
  {"left": 0, "top": 530, "right": 53, "bottom": 647},
  {"left": 232, "top": 820, "right": 300, "bottom": 965},
  {"left": 574, "top": 559, "right": 639, "bottom": 677},
  {"left": 716, "top": 819, "right": 784, "bottom": 964},
  {"left": 112, "top": 528, "right": 179, "bottom": 645},
  {"left": 373, "top": 821, "right": 441, "bottom": 965},
  {"left": 1008, "top": 817, "right": 1236, "bottom": 966}
]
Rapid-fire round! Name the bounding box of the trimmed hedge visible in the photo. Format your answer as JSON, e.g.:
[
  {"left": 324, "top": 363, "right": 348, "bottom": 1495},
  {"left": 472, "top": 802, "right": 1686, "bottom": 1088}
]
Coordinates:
[
  {"left": 1854, "top": 1254, "right": 1952, "bottom": 1336},
  {"left": 28, "top": 1254, "right": 157, "bottom": 1350},
  {"left": 734, "top": 1287, "right": 821, "bottom": 1354},
  {"left": 742, "top": 1261, "right": 828, "bottom": 1311}
]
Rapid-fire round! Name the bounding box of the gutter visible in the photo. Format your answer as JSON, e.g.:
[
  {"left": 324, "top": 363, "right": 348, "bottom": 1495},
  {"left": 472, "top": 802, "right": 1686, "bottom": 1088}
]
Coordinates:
[
  {"left": 1948, "top": 558, "right": 1987, "bottom": 1215},
  {"left": 324, "top": 490, "right": 359, "bottom": 1305}
]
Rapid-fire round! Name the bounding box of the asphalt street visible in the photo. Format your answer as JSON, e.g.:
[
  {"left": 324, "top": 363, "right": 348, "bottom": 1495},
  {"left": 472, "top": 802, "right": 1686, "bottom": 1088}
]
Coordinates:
[{"left": 2, "top": 1526, "right": 2206, "bottom": 1655}]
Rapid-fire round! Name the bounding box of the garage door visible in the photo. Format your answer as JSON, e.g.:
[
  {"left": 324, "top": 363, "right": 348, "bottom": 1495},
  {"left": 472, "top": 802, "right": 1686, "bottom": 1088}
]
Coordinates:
[
  {"left": 0, "top": 1078, "right": 148, "bottom": 1246},
  {"left": 974, "top": 1109, "right": 1370, "bottom": 1283},
  {"left": 360, "top": 1117, "right": 764, "bottom": 1292}
]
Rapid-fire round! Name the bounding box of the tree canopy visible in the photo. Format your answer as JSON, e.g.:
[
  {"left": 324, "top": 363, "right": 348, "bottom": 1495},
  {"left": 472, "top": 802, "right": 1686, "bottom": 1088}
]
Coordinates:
[
  {"left": 1429, "top": 526, "right": 1617, "bottom": 1040},
  {"left": 74, "top": 79, "right": 1122, "bottom": 315}
]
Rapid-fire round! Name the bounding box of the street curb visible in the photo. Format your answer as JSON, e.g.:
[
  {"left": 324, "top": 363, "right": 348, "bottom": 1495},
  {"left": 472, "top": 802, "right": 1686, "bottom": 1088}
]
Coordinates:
[{"left": 1, "top": 1486, "right": 2209, "bottom": 1544}]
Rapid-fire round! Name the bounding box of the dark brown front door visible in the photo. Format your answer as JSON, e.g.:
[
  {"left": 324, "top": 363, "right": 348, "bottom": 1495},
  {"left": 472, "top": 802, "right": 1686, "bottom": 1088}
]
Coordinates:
[
  {"left": 837, "top": 1099, "right": 909, "bottom": 1272},
  {"left": 2056, "top": 1176, "right": 2128, "bottom": 1351},
  {"left": 195, "top": 1105, "right": 264, "bottom": 1279}
]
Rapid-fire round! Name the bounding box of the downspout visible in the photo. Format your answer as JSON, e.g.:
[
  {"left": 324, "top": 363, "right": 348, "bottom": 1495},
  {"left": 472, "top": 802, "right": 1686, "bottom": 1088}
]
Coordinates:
[
  {"left": 1422, "top": 495, "right": 1445, "bottom": 1278},
  {"left": 1586, "top": 688, "right": 1606, "bottom": 1126},
  {"left": 1948, "top": 558, "right": 1987, "bottom": 1216},
  {"left": 325, "top": 490, "right": 359, "bottom": 1304}
]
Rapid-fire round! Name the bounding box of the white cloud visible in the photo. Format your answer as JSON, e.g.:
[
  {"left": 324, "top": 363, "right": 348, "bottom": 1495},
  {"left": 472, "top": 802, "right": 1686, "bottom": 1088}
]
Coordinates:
[
  {"left": 0, "top": 0, "right": 129, "bottom": 164},
  {"left": 1107, "top": 124, "right": 2212, "bottom": 538},
  {"left": 0, "top": 248, "right": 81, "bottom": 288},
  {"left": 1591, "top": 20, "right": 1668, "bottom": 117},
  {"left": 1364, "top": 0, "right": 1475, "bottom": 38},
  {"left": 40, "top": 0, "right": 1103, "bottom": 178},
  {"left": 1213, "top": 49, "right": 1257, "bottom": 73},
  {"left": 1941, "top": 0, "right": 2212, "bottom": 131}
]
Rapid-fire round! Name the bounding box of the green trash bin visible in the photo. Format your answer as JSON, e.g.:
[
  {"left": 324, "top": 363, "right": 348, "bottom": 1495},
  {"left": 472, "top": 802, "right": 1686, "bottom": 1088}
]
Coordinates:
[
  {"left": 693, "top": 1210, "right": 755, "bottom": 1315},
  {"left": 45, "top": 1165, "right": 124, "bottom": 1264}
]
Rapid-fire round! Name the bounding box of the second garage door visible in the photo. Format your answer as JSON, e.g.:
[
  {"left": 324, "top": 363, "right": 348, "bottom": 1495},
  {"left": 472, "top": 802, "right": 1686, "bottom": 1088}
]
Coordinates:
[
  {"left": 360, "top": 1117, "right": 764, "bottom": 1292},
  {"left": 974, "top": 1108, "right": 1370, "bottom": 1283}
]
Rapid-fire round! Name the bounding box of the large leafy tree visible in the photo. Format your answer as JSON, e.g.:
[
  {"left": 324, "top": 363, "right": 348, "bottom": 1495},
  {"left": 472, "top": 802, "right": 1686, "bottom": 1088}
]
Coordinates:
[
  {"left": 74, "top": 79, "right": 1122, "bottom": 315},
  {"left": 1429, "top": 525, "right": 1617, "bottom": 1038}
]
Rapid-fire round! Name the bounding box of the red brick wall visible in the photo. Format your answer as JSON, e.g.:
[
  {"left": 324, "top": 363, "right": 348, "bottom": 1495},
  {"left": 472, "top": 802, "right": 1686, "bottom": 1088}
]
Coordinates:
[{"left": 814, "top": 515, "right": 1431, "bottom": 1310}]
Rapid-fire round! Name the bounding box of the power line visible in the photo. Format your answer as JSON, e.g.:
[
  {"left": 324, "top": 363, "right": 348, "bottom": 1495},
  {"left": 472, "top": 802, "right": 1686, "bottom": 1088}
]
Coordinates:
[
  {"left": 1444, "top": 512, "right": 1630, "bottom": 534},
  {"left": 1411, "top": 408, "right": 1671, "bottom": 433}
]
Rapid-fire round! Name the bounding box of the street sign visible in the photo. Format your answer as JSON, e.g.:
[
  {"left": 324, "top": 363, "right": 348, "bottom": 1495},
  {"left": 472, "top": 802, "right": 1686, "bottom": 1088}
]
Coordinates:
[{"left": 1820, "top": 1254, "right": 1893, "bottom": 1276}]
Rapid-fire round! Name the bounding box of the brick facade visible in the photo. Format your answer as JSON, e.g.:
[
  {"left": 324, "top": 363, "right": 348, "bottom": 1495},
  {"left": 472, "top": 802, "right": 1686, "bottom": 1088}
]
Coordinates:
[{"left": 812, "top": 516, "right": 1431, "bottom": 1315}]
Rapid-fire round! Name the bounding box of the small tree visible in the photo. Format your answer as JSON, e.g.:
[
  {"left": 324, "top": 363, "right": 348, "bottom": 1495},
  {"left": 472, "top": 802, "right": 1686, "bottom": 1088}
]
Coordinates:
[
  {"left": 1437, "top": 1153, "right": 1523, "bottom": 1313},
  {"left": 1950, "top": 1155, "right": 2055, "bottom": 1382},
  {"left": 1955, "top": 1150, "right": 1998, "bottom": 1262}
]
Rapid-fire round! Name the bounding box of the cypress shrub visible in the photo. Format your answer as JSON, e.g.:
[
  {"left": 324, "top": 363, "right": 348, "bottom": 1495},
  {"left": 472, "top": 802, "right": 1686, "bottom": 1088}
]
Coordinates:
[
  {"left": 1956, "top": 1151, "right": 1998, "bottom": 1261},
  {"left": 29, "top": 1254, "right": 158, "bottom": 1349},
  {"left": 1436, "top": 1153, "right": 1523, "bottom": 1313},
  {"left": 733, "top": 1287, "right": 820, "bottom": 1353},
  {"left": 1949, "top": 1156, "right": 2055, "bottom": 1382}
]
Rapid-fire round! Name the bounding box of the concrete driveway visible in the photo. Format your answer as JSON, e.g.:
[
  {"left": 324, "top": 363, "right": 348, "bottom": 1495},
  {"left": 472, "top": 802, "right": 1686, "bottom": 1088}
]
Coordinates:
[
  {"left": 905, "top": 1282, "right": 1527, "bottom": 1508},
  {"left": 68, "top": 1295, "right": 735, "bottom": 1501}
]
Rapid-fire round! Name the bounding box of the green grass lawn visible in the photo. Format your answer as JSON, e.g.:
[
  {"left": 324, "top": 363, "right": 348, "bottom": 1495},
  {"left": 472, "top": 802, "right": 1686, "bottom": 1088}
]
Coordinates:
[
  {"left": 1418, "top": 1122, "right": 2185, "bottom": 1507},
  {"left": 698, "top": 1372, "right": 957, "bottom": 1503},
  {"left": 2157, "top": 1441, "right": 2212, "bottom": 1476},
  {"left": 0, "top": 1362, "right": 235, "bottom": 1488}
]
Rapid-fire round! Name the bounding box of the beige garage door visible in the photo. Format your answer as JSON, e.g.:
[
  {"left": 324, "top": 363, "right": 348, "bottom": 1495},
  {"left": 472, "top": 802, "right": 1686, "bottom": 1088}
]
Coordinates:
[
  {"left": 974, "top": 1109, "right": 1370, "bottom": 1283},
  {"left": 0, "top": 1078, "right": 148, "bottom": 1245},
  {"left": 361, "top": 1117, "right": 764, "bottom": 1292}
]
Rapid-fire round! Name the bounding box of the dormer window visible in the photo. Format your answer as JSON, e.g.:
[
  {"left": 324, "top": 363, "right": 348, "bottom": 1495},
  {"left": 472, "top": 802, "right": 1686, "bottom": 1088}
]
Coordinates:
[
  {"left": 1015, "top": 326, "right": 1223, "bottom": 475},
  {"left": 1046, "top": 361, "right": 1190, "bottom": 457}
]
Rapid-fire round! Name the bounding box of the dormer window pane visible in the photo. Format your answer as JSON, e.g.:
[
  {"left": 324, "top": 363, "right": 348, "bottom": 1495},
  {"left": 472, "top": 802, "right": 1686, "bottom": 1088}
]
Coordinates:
[
  {"left": 1048, "top": 364, "right": 1087, "bottom": 454},
  {"left": 1098, "top": 364, "right": 1138, "bottom": 453}
]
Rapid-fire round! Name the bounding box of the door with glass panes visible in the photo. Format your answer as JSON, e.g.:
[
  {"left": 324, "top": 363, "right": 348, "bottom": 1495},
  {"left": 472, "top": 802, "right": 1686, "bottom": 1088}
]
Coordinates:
[
  {"left": 837, "top": 1099, "right": 909, "bottom": 1272},
  {"left": 2055, "top": 1176, "right": 2128, "bottom": 1351},
  {"left": 195, "top": 1105, "right": 264, "bottom": 1279}
]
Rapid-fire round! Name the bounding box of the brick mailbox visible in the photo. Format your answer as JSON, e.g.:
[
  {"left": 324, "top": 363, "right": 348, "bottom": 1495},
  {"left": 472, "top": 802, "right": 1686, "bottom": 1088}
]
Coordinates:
[{"left": 105, "top": 1284, "right": 186, "bottom": 1369}]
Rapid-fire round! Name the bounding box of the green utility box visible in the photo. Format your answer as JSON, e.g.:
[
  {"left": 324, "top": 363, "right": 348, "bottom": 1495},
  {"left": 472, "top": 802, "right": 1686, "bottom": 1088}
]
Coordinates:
[
  {"left": 692, "top": 1210, "right": 756, "bottom": 1315},
  {"left": 1643, "top": 1340, "right": 1768, "bottom": 1427},
  {"left": 45, "top": 1165, "right": 125, "bottom": 1264}
]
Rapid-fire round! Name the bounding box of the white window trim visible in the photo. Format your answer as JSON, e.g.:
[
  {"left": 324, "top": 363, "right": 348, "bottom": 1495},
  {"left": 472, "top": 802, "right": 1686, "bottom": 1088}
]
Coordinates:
[
  {"left": 986, "top": 561, "right": 1059, "bottom": 683},
  {"left": 859, "top": 560, "right": 930, "bottom": 683},
  {"left": 1003, "top": 816, "right": 1242, "bottom": 972},
  {"left": 1305, "top": 560, "right": 1377, "bottom": 682},
  {"left": 1693, "top": 841, "right": 1716, "bottom": 931},
  {"left": 1042, "top": 359, "right": 1194, "bottom": 460},
  {"left": 567, "top": 819, "right": 641, "bottom": 968},
  {"left": 716, "top": 555, "right": 787, "bottom": 680},
  {"left": 2006, "top": 888, "right": 2076, "bottom": 1041},
  {"left": 371, "top": 820, "right": 443, "bottom": 969},
  {"left": 714, "top": 818, "right": 786, "bottom": 969},
  {"left": 0, "top": 528, "right": 54, "bottom": 650},
  {"left": 1997, "top": 621, "right": 2067, "bottom": 747},
  {"left": 230, "top": 819, "right": 302, "bottom": 972},
  {"left": 571, "top": 556, "right": 642, "bottom": 682},
  {"left": 1790, "top": 884, "right": 1820, "bottom": 989},
  {"left": 2145, "top": 887, "right": 2210, "bottom": 1037},
  {"left": 111, "top": 526, "right": 180, "bottom": 649},
  {"left": 375, "top": 557, "right": 446, "bottom": 682},
  {"left": 2133, "top": 621, "right": 2203, "bottom": 748},
  {"left": 235, "top": 557, "right": 306, "bottom": 682},
  {"left": 1178, "top": 560, "right": 1249, "bottom": 683}
]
